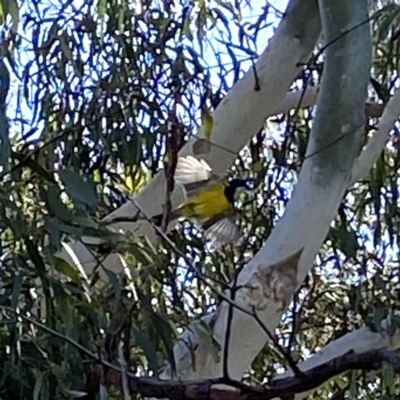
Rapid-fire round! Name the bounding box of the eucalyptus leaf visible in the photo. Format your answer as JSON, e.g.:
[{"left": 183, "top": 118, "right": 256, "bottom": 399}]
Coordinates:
[
  {"left": 132, "top": 325, "right": 159, "bottom": 373},
  {"left": 10, "top": 271, "right": 23, "bottom": 310},
  {"left": 58, "top": 169, "right": 98, "bottom": 209},
  {"left": 102, "top": 267, "right": 121, "bottom": 300},
  {"left": 54, "top": 257, "right": 82, "bottom": 284}
]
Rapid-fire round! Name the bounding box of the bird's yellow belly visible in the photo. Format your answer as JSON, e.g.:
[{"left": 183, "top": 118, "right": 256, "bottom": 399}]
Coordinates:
[{"left": 177, "top": 185, "right": 231, "bottom": 220}]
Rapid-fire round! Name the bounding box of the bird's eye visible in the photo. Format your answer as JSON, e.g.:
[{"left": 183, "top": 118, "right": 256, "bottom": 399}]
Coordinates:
[{"left": 245, "top": 180, "right": 254, "bottom": 190}]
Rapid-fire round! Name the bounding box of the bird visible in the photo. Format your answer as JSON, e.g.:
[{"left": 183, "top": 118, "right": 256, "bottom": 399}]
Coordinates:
[{"left": 152, "top": 155, "right": 253, "bottom": 244}]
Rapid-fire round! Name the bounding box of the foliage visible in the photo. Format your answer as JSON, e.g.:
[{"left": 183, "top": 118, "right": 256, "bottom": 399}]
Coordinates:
[{"left": 1, "top": 0, "right": 400, "bottom": 398}]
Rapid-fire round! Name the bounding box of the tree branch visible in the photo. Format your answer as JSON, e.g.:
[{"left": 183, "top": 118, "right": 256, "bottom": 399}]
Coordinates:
[
  {"left": 194, "top": 0, "right": 371, "bottom": 383},
  {"left": 5, "top": 303, "right": 400, "bottom": 400},
  {"left": 271, "top": 313, "right": 400, "bottom": 399},
  {"left": 350, "top": 85, "right": 400, "bottom": 186},
  {"left": 273, "top": 86, "right": 384, "bottom": 119},
  {"left": 0, "top": 59, "right": 10, "bottom": 173},
  {"left": 99, "top": 348, "right": 400, "bottom": 400},
  {"left": 56, "top": 0, "right": 322, "bottom": 282}
]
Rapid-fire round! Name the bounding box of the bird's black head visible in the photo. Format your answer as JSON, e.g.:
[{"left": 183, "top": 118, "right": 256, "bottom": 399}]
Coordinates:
[{"left": 225, "top": 179, "right": 254, "bottom": 203}]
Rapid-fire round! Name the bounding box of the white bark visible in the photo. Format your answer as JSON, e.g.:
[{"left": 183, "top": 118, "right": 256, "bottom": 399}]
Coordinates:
[
  {"left": 180, "top": 0, "right": 371, "bottom": 382},
  {"left": 351, "top": 86, "right": 400, "bottom": 186},
  {"left": 57, "top": 0, "right": 321, "bottom": 279},
  {"left": 272, "top": 316, "right": 400, "bottom": 399}
]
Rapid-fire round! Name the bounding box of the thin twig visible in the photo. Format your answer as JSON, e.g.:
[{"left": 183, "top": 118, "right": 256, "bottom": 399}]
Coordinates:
[
  {"left": 131, "top": 199, "right": 257, "bottom": 318},
  {"left": 251, "top": 306, "right": 304, "bottom": 378},
  {"left": 0, "top": 59, "right": 10, "bottom": 173},
  {"left": 0, "top": 305, "right": 111, "bottom": 366},
  {"left": 162, "top": 108, "right": 179, "bottom": 232},
  {"left": 222, "top": 281, "right": 236, "bottom": 379}
]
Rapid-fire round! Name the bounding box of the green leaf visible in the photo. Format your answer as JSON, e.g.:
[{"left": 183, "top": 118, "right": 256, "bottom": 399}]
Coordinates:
[
  {"left": 132, "top": 325, "right": 159, "bottom": 373},
  {"left": 54, "top": 257, "right": 82, "bottom": 284},
  {"left": 9, "top": 211, "right": 29, "bottom": 239},
  {"left": 0, "top": 0, "right": 19, "bottom": 31},
  {"left": 193, "top": 320, "right": 220, "bottom": 363},
  {"left": 121, "top": 132, "right": 141, "bottom": 165},
  {"left": 182, "top": 15, "right": 192, "bottom": 39},
  {"left": 70, "top": 215, "right": 99, "bottom": 229},
  {"left": 51, "top": 218, "right": 84, "bottom": 237},
  {"left": 47, "top": 218, "right": 62, "bottom": 253},
  {"left": 58, "top": 169, "right": 98, "bottom": 209},
  {"left": 59, "top": 34, "right": 73, "bottom": 61},
  {"left": 349, "top": 371, "right": 358, "bottom": 397},
  {"left": 12, "top": 151, "right": 56, "bottom": 184},
  {"left": 102, "top": 267, "right": 121, "bottom": 300},
  {"left": 152, "top": 313, "right": 176, "bottom": 371},
  {"left": 382, "top": 362, "right": 395, "bottom": 395},
  {"left": 53, "top": 282, "right": 75, "bottom": 334},
  {"left": 45, "top": 186, "right": 72, "bottom": 221},
  {"left": 0, "top": 109, "right": 10, "bottom": 173},
  {"left": 20, "top": 342, "right": 48, "bottom": 368},
  {"left": 373, "top": 305, "right": 387, "bottom": 333},
  {"left": 385, "top": 314, "right": 399, "bottom": 337},
  {"left": 334, "top": 376, "right": 348, "bottom": 389},
  {"left": 10, "top": 271, "right": 23, "bottom": 310},
  {"left": 33, "top": 370, "right": 46, "bottom": 400},
  {"left": 332, "top": 227, "right": 358, "bottom": 258},
  {"left": 201, "top": 107, "right": 213, "bottom": 140},
  {"left": 97, "top": 0, "right": 107, "bottom": 18}
]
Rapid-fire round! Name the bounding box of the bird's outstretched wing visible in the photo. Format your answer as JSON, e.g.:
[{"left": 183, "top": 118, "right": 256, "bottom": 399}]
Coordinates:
[
  {"left": 174, "top": 155, "right": 221, "bottom": 198},
  {"left": 204, "top": 216, "right": 240, "bottom": 245},
  {"left": 201, "top": 210, "right": 240, "bottom": 245},
  {"left": 174, "top": 155, "right": 213, "bottom": 184}
]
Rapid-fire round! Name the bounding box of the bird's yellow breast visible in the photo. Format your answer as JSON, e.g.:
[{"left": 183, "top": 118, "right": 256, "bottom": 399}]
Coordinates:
[{"left": 176, "top": 182, "right": 231, "bottom": 220}]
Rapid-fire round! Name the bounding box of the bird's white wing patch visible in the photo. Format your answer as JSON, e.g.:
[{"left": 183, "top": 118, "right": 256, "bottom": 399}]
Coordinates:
[
  {"left": 174, "top": 156, "right": 212, "bottom": 185},
  {"left": 204, "top": 217, "right": 240, "bottom": 245}
]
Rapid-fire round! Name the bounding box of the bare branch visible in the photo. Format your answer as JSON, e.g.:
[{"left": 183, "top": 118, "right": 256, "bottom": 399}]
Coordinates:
[
  {"left": 0, "top": 59, "right": 10, "bottom": 173},
  {"left": 351, "top": 86, "right": 400, "bottom": 185},
  {"left": 4, "top": 303, "right": 400, "bottom": 400},
  {"left": 272, "top": 313, "right": 400, "bottom": 399},
  {"left": 101, "top": 348, "right": 400, "bottom": 400}
]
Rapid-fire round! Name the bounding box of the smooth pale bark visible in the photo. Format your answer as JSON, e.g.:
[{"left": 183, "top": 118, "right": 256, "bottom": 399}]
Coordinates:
[
  {"left": 279, "top": 75, "right": 400, "bottom": 400},
  {"left": 351, "top": 85, "right": 400, "bottom": 185},
  {"left": 57, "top": 0, "right": 321, "bottom": 279},
  {"left": 272, "top": 317, "right": 400, "bottom": 399},
  {"left": 180, "top": 0, "right": 371, "bottom": 381}
]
